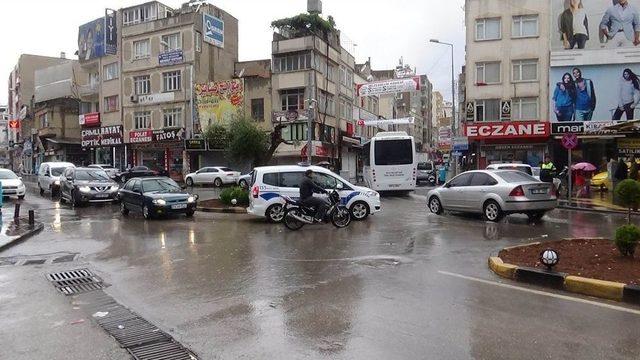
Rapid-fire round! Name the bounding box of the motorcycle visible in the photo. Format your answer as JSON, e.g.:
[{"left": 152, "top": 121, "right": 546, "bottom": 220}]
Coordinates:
[
  {"left": 555, "top": 166, "right": 569, "bottom": 198},
  {"left": 282, "top": 189, "right": 352, "bottom": 231}
]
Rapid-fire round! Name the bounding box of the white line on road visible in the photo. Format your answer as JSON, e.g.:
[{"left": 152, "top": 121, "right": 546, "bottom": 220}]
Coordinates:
[{"left": 438, "top": 270, "right": 640, "bottom": 316}]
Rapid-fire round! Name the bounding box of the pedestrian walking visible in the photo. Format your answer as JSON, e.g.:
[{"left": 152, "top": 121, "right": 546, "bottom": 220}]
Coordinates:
[{"left": 630, "top": 156, "right": 639, "bottom": 180}]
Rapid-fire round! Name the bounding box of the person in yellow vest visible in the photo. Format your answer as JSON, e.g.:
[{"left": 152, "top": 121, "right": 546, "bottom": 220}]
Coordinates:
[{"left": 540, "top": 156, "right": 557, "bottom": 183}]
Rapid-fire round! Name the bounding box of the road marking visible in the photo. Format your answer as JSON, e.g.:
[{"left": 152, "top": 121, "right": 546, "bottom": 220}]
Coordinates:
[{"left": 438, "top": 270, "right": 640, "bottom": 315}]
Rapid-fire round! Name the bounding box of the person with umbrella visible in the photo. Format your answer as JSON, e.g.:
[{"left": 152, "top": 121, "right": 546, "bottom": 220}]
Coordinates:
[{"left": 572, "top": 162, "right": 597, "bottom": 198}]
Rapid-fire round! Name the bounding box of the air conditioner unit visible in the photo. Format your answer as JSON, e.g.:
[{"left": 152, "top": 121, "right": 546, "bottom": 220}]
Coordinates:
[{"left": 130, "top": 94, "right": 138, "bottom": 103}]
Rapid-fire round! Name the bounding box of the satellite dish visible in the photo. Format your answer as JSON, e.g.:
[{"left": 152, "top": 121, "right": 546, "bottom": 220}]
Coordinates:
[{"left": 237, "top": 68, "right": 245, "bottom": 78}]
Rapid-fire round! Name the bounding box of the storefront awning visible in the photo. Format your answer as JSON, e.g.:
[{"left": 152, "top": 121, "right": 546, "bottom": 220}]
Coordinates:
[
  {"left": 45, "top": 137, "right": 81, "bottom": 145},
  {"left": 600, "top": 119, "right": 640, "bottom": 132}
]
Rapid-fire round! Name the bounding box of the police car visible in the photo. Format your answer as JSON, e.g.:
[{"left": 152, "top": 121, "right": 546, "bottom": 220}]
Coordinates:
[{"left": 248, "top": 165, "right": 382, "bottom": 222}]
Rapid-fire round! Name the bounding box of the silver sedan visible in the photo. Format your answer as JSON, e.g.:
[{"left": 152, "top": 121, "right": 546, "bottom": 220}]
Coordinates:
[{"left": 426, "top": 170, "right": 557, "bottom": 222}]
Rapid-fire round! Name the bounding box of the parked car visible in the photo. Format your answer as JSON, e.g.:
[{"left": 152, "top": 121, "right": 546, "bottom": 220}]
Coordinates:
[
  {"left": 88, "top": 164, "right": 119, "bottom": 179},
  {"left": 184, "top": 167, "right": 241, "bottom": 187},
  {"left": 427, "top": 170, "right": 557, "bottom": 222},
  {"left": 591, "top": 171, "right": 611, "bottom": 190},
  {"left": 117, "top": 165, "right": 157, "bottom": 183},
  {"left": 59, "top": 167, "right": 119, "bottom": 206},
  {"left": 237, "top": 171, "right": 254, "bottom": 189},
  {"left": 417, "top": 161, "right": 436, "bottom": 185},
  {"left": 38, "top": 162, "right": 75, "bottom": 196},
  {"left": 119, "top": 177, "right": 197, "bottom": 219},
  {"left": 0, "top": 169, "right": 26, "bottom": 199},
  {"left": 248, "top": 165, "right": 382, "bottom": 222}
]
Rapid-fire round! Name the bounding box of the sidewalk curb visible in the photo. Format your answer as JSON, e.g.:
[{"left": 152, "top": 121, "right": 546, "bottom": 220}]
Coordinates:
[
  {"left": 0, "top": 222, "right": 45, "bottom": 252},
  {"left": 488, "top": 256, "right": 639, "bottom": 305},
  {"left": 557, "top": 204, "right": 634, "bottom": 216},
  {"left": 197, "top": 206, "right": 247, "bottom": 214}
]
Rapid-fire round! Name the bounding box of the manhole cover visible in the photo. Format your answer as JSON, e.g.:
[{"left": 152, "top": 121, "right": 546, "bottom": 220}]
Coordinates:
[{"left": 46, "top": 268, "right": 105, "bottom": 295}]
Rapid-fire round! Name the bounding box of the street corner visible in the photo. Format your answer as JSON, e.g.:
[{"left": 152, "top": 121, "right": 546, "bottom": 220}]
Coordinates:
[
  {"left": 488, "top": 256, "right": 517, "bottom": 279},
  {"left": 0, "top": 217, "right": 45, "bottom": 252}
]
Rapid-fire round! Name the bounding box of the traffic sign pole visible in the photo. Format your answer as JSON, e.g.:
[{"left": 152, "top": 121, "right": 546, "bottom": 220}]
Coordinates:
[{"left": 561, "top": 133, "right": 579, "bottom": 203}]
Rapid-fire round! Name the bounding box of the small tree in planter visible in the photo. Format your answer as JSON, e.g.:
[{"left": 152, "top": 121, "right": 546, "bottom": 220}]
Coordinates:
[
  {"left": 615, "top": 225, "right": 640, "bottom": 257},
  {"left": 614, "top": 179, "right": 640, "bottom": 224}
]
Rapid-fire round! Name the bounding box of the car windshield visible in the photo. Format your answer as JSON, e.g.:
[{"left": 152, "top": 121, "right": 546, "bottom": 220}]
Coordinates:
[
  {"left": 532, "top": 167, "right": 541, "bottom": 177},
  {"left": 51, "top": 167, "right": 67, "bottom": 176},
  {"left": 496, "top": 171, "right": 538, "bottom": 183},
  {"left": 76, "top": 169, "right": 111, "bottom": 181},
  {"left": 220, "top": 167, "right": 234, "bottom": 172},
  {"left": 417, "top": 162, "right": 432, "bottom": 170},
  {"left": 142, "top": 178, "right": 181, "bottom": 193},
  {"left": 0, "top": 171, "right": 18, "bottom": 179},
  {"left": 133, "top": 166, "right": 149, "bottom": 171}
]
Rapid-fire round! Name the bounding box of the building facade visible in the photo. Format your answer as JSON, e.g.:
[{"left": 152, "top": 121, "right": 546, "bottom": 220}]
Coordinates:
[{"left": 464, "top": 0, "right": 551, "bottom": 169}]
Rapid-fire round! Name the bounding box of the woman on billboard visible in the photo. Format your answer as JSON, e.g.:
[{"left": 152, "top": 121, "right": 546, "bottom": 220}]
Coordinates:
[
  {"left": 559, "top": 0, "right": 590, "bottom": 49},
  {"left": 553, "top": 73, "right": 577, "bottom": 121},
  {"left": 613, "top": 68, "right": 640, "bottom": 120}
]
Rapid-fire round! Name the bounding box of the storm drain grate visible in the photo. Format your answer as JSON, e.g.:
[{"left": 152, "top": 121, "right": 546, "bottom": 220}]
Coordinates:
[
  {"left": 46, "top": 268, "right": 105, "bottom": 295},
  {"left": 128, "top": 341, "right": 195, "bottom": 360}
]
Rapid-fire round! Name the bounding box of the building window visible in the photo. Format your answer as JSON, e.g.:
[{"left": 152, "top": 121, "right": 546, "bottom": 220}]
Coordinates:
[
  {"left": 475, "top": 99, "right": 501, "bottom": 121},
  {"left": 79, "top": 102, "right": 92, "bottom": 114},
  {"left": 512, "top": 59, "right": 538, "bottom": 82},
  {"left": 281, "top": 123, "right": 308, "bottom": 141},
  {"left": 475, "top": 18, "right": 501, "bottom": 41},
  {"left": 318, "top": 91, "right": 335, "bottom": 116},
  {"left": 163, "top": 108, "right": 182, "bottom": 128},
  {"left": 251, "top": 98, "right": 265, "bottom": 121},
  {"left": 476, "top": 62, "right": 501, "bottom": 84},
  {"left": 134, "top": 111, "right": 151, "bottom": 129},
  {"left": 104, "top": 95, "right": 118, "bottom": 112},
  {"left": 280, "top": 88, "right": 305, "bottom": 111},
  {"left": 322, "top": 125, "right": 335, "bottom": 143},
  {"left": 39, "top": 113, "right": 48, "bottom": 128},
  {"left": 123, "top": 4, "right": 158, "bottom": 26},
  {"left": 273, "top": 52, "right": 312, "bottom": 73},
  {"left": 134, "top": 75, "right": 151, "bottom": 95},
  {"left": 512, "top": 15, "right": 538, "bottom": 38},
  {"left": 161, "top": 33, "right": 181, "bottom": 52},
  {"left": 513, "top": 97, "right": 538, "bottom": 120},
  {"left": 133, "top": 39, "right": 150, "bottom": 59},
  {"left": 327, "top": 64, "right": 335, "bottom": 82},
  {"left": 162, "top": 71, "right": 181, "bottom": 92},
  {"left": 195, "top": 31, "right": 202, "bottom": 52},
  {"left": 103, "top": 63, "right": 119, "bottom": 81}
]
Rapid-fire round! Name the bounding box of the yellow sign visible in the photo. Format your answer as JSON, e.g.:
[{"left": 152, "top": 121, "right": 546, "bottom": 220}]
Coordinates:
[{"left": 195, "top": 79, "right": 244, "bottom": 128}]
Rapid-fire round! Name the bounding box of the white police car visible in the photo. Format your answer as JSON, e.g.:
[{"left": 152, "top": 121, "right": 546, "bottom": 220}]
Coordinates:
[{"left": 248, "top": 165, "right": 381, "bottom": 222}]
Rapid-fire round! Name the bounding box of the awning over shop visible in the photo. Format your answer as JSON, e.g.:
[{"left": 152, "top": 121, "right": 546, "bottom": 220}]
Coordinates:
[{"left": 45, "top": 137, "right": 81, "bottom": 145}]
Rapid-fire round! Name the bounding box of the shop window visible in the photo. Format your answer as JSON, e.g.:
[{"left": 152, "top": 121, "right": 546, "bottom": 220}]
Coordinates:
[
  {"left": 251, "top": 98, "right": 264, "bottom": 121},
  {"left": 162, "top": 70, "right": 181, "bottom": 92},
  {"left": 513, "top": 97, "right": 538, "bottom": 120},
  {"left": 163, "top": 108, "right": 182, "bottom": 128},
  {"left": 134, "top": 111, "right": 151, "bottom": 129},
  {"left": 104, "top": 95, "right": 118, "bottom": 112},
  {"left": 134, "top": 75, "right": 150, "bottom": 95},
  {"left": 475, "top": 99, "right": 500, "bottom": 122},
  {"left": 476, "top": 18, "right": 501, "bottom": 40}
]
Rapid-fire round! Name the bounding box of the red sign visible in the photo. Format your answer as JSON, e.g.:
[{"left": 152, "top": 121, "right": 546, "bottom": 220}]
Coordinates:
[
  {"left": 464, "top": 121, "right": 550, "bottom": 139},
  {"left": 8, "top": 120, "right": 20, "bottom": 129},
  {"left": 561, "top": 133, "right": 578, "bottom": 150},
  {"left": 79, "top": 112, "right": 100, "bottom": 127},
  {"left": 301, "top": 144, "right": 329, "bottom": 157},
  {"left": 129, "top": 130, "right": 153, "bottom": 144}
]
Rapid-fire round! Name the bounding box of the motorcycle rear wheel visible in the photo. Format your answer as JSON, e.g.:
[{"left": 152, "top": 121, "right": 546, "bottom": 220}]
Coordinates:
[
  {"left": 284, "top": 208, "right": 305, "bottom": 231},
  {"left": 331, "top": 206, "right": 351, "bottom": 228}
]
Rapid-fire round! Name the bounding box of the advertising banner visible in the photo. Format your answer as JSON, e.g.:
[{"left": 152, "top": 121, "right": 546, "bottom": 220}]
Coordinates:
[
  {"left": 79, "top": 112, "right": 100, "bottom": 127},
  {"left": 272, "top": 109, "right": 310, "bottom": 123},
  {"left": 153, "top": 128, "right": 184, "bottom": 142},
  {"left": 355, "top": 76, "right": 421, "bottom": 97},
  {"left": 105, "top": 10, "right": 117, "bottom": 55},
  {"left": 78, "top": 18, "right": 105, "bottom": 60},
  {"left": 203, "top": 13, "right": 224, "bottom": 48},
  {"left": 129, "top": 130, "right": 153, "bottom": 144},
  {"left": 356, "top": 117, "right": 414, "bottom": 126},
  {"left": 464, "top": 121, "right": 550, "bottom": 139},
  {"left": 185, "top": 138, "right": 206, "bottom": 150},
  {"left": 618, "top": 138, "right": 640, "bottom": 155},
  {"left": 551, "top": 120, "right": 623, "bottom": 134},
  {"left": 195, "top": 79, "right": 244, "bottom": 127},
  {"left": 159, "top": 50, "right": 184, "bottom": 66},
  {"left": 81, "top": 125, "right": 123, "bottom": 148}
]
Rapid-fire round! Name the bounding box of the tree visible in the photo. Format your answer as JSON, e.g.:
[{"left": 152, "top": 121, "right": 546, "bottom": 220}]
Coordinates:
[
  {"left": 203, "top": 123, "right": 228, "bottom": 150},
  {"left": 271, "top": 12, "right": 336, "bottom": 39},
  {"left": 614, "top": 179, "right": 640, "bottom": 224}
]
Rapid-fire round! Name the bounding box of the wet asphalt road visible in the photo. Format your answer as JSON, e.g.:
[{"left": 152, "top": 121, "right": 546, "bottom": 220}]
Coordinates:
[{"left": 1, "top": 188, "right": 640, "bottom": 359}]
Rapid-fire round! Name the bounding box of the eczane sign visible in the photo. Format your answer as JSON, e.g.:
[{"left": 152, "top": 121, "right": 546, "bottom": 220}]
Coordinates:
[{"left": 464, "top": 121, "right": 549, "bottom": 139}]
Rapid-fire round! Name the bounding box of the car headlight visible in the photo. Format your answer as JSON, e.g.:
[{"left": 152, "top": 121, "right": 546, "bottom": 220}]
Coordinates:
[
  {"left": 153, "top": 199, "right": 166, "bottom": 206},
  {"left": 365, "top": 190, "right": 379, "bottom": 197},
  {"left": 187, "top": 196, "right": 195, "bottom": 203},
  {"left": 110, "top": 185, "right": 119, "bottom": 192},
  {"left": 79, "top": 186, "right": 91, "bottom": 193},
  {"left": 54, "top": 180, "right": 61, "bottom": 185}
]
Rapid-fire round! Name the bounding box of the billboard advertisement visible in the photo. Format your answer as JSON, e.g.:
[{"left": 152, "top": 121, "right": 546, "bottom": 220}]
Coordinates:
[
  {"left": 549, "top": 63, "right": 640, "bottom": 121},
  {"left": 355, "top": 76, "right": 421, "bottom": 97},
  {"left": 195, "top": 79, "right": 244, "bottom": 127},
  {"left": 203, "top": 13, "right": 224, "bottom": 48},
  {"left": 105, "top": 10, "right": 117, "bottom": 55},
  {"left": 78, "top": 18, "right": 106, "bottom": 60},
  {"left": 552, "top": 0, "right": 640, "bottom": 52}
]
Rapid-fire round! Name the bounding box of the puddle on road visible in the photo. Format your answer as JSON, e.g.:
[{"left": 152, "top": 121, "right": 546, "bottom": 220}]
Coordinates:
[{"left": 266, "top": 254, "right": 413, "bottom": 269}]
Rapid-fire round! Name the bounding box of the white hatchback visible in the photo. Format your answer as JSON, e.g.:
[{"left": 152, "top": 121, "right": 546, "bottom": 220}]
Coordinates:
[{"left": 248, "top": 165, "right": 382, "bottom": 222}]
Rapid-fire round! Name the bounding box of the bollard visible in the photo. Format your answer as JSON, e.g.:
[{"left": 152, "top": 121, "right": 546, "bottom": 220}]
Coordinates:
[
  {"left": 14, "top": 203, "right": 20, "bottom": 219},
  {"left": 28, "top": 210, "right": 35, "bottom": 226}
]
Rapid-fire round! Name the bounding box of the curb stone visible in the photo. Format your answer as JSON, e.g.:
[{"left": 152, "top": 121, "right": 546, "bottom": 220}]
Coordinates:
[
  {"left": 197, "top": 206, "right": 247, "bottom": 214},
  {"left": 0, "top": 222, "right": 45, "bottom": 252},
  {"left": 488, "top": 256, "right": 639, "bottom": 305}
]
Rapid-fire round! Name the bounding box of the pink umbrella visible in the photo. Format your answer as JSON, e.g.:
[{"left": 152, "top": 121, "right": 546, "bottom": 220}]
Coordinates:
[{"left": 571, "top": 162, "right": 596, "bottom": 171}]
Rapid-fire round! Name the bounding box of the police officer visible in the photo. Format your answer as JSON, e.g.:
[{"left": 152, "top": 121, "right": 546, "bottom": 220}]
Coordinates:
[{"left": 540, "top": 156, "right": 557, "bottom": 183}]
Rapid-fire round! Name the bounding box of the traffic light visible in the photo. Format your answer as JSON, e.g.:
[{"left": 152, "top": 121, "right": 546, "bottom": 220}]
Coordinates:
[{"left": 8, "top": 120, "right": 20, "bottom": 129}]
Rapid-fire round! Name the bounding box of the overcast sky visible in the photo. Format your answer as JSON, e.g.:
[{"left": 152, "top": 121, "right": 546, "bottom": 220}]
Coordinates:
[{"left": 0, "top": 0, "right": 465, "bottom": 106}]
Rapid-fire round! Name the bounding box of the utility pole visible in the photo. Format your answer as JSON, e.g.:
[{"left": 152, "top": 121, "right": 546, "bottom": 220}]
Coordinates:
[{"left": 306, "top": 70, "right": 316, "bottom": 164}]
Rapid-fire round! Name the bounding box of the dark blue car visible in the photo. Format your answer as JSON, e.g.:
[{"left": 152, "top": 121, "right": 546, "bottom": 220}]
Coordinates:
[{"left": 118, "top": 177, "right": 197, "bottom": 219}]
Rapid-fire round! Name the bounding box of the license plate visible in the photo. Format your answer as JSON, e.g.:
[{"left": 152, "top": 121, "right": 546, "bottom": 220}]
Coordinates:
[
  {"left": 171, "top": 203, "right": 187, "bottom": 209},
  {"left": 530, "top": 189, "right": 546, "bottom": 194},
  {"left": 95, "top": 193, "right": 109, "bottom": 198}
]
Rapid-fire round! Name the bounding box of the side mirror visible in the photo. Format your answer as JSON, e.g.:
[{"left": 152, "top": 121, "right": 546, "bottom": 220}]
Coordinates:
[
  {"left": 336, "top": 182, "right": 344, "bottom": 190},
  {"left": 194, "top": 194, "right": 199, "bottom": 200}
]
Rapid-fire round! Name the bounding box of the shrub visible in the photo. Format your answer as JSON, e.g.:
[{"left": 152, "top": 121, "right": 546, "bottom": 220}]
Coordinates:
[
  {"left": 614, "top": 179, "right": 640, "bottom": 224},
  {"left": 220, "top": 186, "right": 249, "bottom": 206},
  {"left": 614, "top": 224, "right": 640, "bottom": 257}
]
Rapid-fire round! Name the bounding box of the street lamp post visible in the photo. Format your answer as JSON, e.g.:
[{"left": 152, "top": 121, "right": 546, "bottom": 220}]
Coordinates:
[{"left": 430, "top": 39, "right": 457, "bottom": 176}]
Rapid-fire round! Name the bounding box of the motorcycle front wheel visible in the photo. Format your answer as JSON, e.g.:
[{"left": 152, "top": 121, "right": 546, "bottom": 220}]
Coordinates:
[
  {"left": 283, "top": 208, "right": 305, "bottom": 231},
  {"left": 331, "top": 206, "right": 352, "bottom": 228}
]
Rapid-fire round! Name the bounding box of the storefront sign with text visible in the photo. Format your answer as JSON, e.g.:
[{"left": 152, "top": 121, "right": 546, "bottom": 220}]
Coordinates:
[
  {"left": 464, "top": 121, "right": 550, "bottom": 139},
  {"left": 129, "top": 130, "right": 153, "bottom": 144},
  {"left": 81, "top": 125, "right": 123, "bottom": 148}
]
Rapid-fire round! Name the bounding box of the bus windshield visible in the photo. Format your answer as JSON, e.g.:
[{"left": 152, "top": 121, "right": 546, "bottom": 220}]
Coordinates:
[{"left": 374, "top": 139, "right": 413, "bottom": 165}]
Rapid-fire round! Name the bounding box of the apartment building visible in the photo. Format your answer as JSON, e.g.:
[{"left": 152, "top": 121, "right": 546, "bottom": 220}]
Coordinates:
[
  {"left": 7, "top": 54, "right": 71, "bottom": 172},
  {"left": 0, "top": 106, "right": 9, "bottom": 168},
  {"left": 234, "top": 60, "right": 272, "bottom": 128},
  {"left": 464, "top": 0, "right": 550, "bottom": 169}
]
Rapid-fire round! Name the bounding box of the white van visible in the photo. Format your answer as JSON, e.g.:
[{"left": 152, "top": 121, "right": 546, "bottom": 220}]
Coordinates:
[
  {"left": 249, "top": 165, "right": 382, "bottom": 222},
  {"left": 38, "top": 162, "right": 75, "bottom": 196}
]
